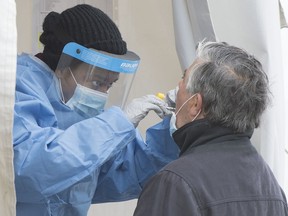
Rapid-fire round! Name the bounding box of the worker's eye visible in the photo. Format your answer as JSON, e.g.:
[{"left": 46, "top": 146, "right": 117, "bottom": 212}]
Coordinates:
[{"left": 92, "top": 80, "right": 114, "bottom": 89}]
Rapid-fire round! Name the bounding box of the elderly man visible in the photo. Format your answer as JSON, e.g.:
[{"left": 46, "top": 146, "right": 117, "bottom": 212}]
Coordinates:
[{"left": 133, "top": 41, "right": 288, "bottom": 216}]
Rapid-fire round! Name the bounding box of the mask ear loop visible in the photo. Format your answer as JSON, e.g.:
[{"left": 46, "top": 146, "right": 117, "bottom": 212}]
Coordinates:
[
  {"left": 58, "top": 78, "right": 65, "bottom": 103},
  {"left": 175, "top": 93, "right": 197, "bottom": 116},
  {"left": 175, "top": 93, "right": 202, "bottom": 122},
  {"left": 191, "top": 109, "right": 202, "bottom": 122},
  {"left": 59, "top": 68, "right": 78, "bottom": 103},
  {"left": 69, "top": 68, "right": 78, "bottom": 85}
]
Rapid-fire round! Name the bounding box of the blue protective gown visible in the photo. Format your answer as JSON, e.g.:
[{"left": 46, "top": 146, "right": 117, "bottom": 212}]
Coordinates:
[{"left": 13, "top": 54, "right": 179, "bottom": 216}]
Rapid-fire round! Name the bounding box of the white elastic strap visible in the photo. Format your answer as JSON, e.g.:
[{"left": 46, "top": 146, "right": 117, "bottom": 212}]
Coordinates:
[{"left": 175, "top": 93, "right": 197, "bottom": 116}]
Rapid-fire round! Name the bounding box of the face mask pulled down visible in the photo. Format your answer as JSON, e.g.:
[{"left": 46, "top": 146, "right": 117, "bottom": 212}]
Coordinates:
[
  {"left": 60, "top": 69, "right": 108, "bottom": 118},
  {"left": 170, "top": 94, "right": 201, "bottom": 136}
]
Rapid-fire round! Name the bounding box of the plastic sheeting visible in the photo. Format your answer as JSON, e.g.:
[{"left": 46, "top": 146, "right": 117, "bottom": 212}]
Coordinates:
[
  {"left": 0, "top": 0, "right": 17, "bottom": 215},
  {"left": 172, "top": 0, "right": 288, "bottom": 195}
]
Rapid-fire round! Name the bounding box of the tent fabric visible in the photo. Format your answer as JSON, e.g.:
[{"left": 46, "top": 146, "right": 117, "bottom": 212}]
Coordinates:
[
  {"left": 279, "top": 1, "right": 288, "bottom": 28},
  {"left": 0, "top": 0, "right": 17, "bottom": 215},
  {"left": 172, "top": 0, "right": 288, "bottom": 195},
  {"left": 172, "top": 0, "right": 215, "bottom": 72}
]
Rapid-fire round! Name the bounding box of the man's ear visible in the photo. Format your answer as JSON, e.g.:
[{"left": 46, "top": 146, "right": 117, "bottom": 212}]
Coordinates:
[{"left": 188, "top": 93, "right": 203, "bottom": 118}]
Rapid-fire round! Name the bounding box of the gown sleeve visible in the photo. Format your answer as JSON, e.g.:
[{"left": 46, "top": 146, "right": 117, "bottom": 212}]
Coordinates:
[{"left": 92, "top": 116, "right": 180, "bottom": 203}]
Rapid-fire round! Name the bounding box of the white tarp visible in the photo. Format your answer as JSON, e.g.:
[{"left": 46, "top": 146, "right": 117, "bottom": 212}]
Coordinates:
[
  {"left": 172, "top": 0, "right": 288, "bottom": 194},
  {"left": 0, "top": 0, "right": 17, "bottom": 215},
  {"left": 280, "top": 0, "right": 288, "bottom": 192},
  {"left": 172, "top": 0, "right": 215, "bottom": 72}
]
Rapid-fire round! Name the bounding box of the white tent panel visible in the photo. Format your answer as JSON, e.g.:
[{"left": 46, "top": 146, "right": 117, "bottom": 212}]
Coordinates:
[
  {"left": 172, "top": 0, "right": 215, "bottom": 72},
  {"left": 0, "top": 0, "right": 17, "bottom": 215}
]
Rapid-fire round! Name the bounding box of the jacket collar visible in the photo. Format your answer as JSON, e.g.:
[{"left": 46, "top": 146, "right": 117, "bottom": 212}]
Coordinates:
[{"left": 172, "top": 119, "right": 254, "bottom": 156}]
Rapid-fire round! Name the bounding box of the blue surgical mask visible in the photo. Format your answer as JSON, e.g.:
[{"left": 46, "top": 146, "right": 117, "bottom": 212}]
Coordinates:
[
  {"left": 61, "top": 68, "right": 108, "bottom": 118},
  {"left": 169, "top": 112, "right": 177, "bottom": 136},
  {"left": 66, "top": 84, "right": 108, "bottom": 118}
]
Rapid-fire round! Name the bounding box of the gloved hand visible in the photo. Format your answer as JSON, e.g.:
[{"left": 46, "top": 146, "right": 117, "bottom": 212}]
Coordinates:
[
  {"left": 124, "top": 94, "right": 172, "bottom": 127},
  {"left": 165, "top": 87, "right": 178, "bottom": 108}
]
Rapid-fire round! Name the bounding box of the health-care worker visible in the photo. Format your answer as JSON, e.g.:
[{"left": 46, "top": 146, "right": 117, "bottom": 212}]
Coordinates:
[{"left": 13, "top": 4, "right": 179, "bottom": 216}]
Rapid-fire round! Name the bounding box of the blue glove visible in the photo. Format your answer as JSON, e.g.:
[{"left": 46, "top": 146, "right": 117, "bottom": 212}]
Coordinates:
[{"left": 124, "top": 95, "right": 172, "bottom": 127}]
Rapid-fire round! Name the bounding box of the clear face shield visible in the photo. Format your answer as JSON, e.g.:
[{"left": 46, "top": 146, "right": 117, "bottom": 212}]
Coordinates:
[{"left": 55, "top": 42, "right": 140, "bottom": 117}]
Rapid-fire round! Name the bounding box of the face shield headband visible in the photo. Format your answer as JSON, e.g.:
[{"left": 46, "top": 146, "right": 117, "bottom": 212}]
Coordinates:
[{"left": 62, "top": 42, "right": 140, "bottom": 74}]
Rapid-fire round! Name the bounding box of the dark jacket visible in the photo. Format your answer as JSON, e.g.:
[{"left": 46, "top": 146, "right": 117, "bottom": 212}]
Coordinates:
[{"left": 134, "top": 119, "right": 288, "bottom": 216}]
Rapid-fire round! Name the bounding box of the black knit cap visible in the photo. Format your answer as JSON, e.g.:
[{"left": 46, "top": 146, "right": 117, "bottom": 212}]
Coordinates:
[{"left": 39, "top": 4, "right": 127, "bottom": 70}]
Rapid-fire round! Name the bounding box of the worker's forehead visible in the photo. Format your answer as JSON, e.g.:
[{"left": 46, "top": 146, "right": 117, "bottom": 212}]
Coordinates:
[{"left": 75, "top": 63, "right": 119, "bottom": 79}]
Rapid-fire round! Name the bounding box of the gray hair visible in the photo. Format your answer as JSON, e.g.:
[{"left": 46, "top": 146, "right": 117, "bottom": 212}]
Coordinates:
[{"left": 186, "top": 41, "right": 270, "bottom": 133}]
